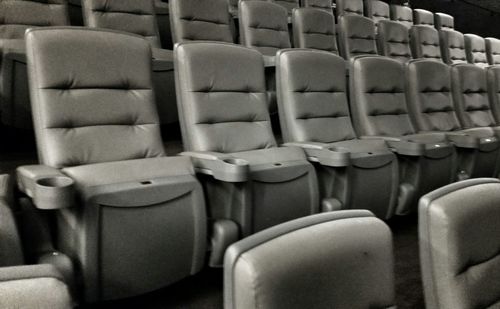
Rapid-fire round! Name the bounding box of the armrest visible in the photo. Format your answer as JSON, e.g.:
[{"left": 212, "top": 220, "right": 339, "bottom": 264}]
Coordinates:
[
  {"left": 37, "top": 251, "right": 74, "bottom": 291},
  {"left": 282, "top": 142, "right": 350, "bottom": 167},
  {"left": 263, "top": 55, "right": 275, "bottom": 67},
  {"left": 152, "top": 48, "right": 174, "bottom": 71},
  {"left": 181, "top": 151, "right": 250, "bottom": 182},
  {"left": 16, "top": 165, "right": 75, "bottom": 210},
  {"left": 3, "top": 48, "right": 26, "bottom": 63},
  {"left": 360, "top": 136, "right": 425, "bottom": 156},
  {"left": 445, "top": 132, "right": 479, "bottom": 148}
]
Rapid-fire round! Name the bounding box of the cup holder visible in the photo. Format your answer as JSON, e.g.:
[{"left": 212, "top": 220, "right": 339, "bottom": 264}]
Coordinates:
[
  {"left": 34, "top": 176, "right": 75, "bottom": 210},
  {"left": 327, "top": 146, "right": 349, "bottom": 154},
  {"left": 222, "top": 158, "right": 249, "bottom": 166},
  {"left": 36, "top": 176, "right": 73, "bottom": 188}
]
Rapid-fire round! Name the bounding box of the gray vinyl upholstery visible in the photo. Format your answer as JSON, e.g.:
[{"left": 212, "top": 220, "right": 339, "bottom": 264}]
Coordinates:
[
  {"left": 487, "top": 66, "right": 500, "bottom": 124},
  {"left": 239, "top": 0, "right": 291, "bottom": 56},
  {"left": 335, "top": 0, "right": 364, "bottom": 18},
  {"left": 434, "top": 12, "right": 454, "bottom": 31},
  {"left": 338, "top": 15, "right": 377, "bottom": 60},
  {"left": 292, "top": 8, "right": 337, "bottom": 54},
  {"left": 224, "top": 210, "right": 396, "bottom": 309},
  {"left": 390, "top": 4, "right": 413, "bottom": 29},
  {"left": 169, "top": 0, "right": 234, "bottom": 44},
  {"left": 410, "top": 25, "right": 442, "bottom": 61},
  {"left": 419, "top": 178, "right": 500, "bottom": 309},
  {"left": 465, "top": 34, "right": 489, "bottom": 68},
  {"left": 302, "top": 0, "right": 332, "bottom": 13},
  {"left": 82, "top": 0, "right": 161, "bottom": 48},
  {"left": 26, "top": 27, "right": 206, "bottom": 301},
  {"left": 486, "top": 37, "right": 500, "bottom": 65},
  {"left": 366, "top": 0, "right": 390, "bottom": 26},
  {"left": 440, "top": 29, "right": 467, "bottom": 65},
  {"left": 413, "top": 8, "right": 434, "bottom": 27},
  {"left": 377, "top": 20, "right": 411, "bottom": 62},
  {"left": 274, "top": 0, "right": 299, "bottom": 14}
]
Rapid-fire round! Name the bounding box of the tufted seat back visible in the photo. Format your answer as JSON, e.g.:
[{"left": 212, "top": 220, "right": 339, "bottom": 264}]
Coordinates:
[
  {"left": 413, "top": 8, "right": 434, "bottom": 27},
  {"left": 440, "top": 29, "right": 467, "bottom": 65},
  {"left": 390, "top": 4, "right": 413, "bottom": 29},
  {"left": 292, "top": 8, "right": 337, "bottom": 54},
  {"left": 367, "top": 0, "right": 390, "bottom": 26},
  {"left": 485, "top": 37, "right": 500, "bottom": 65},
  {"left": 410, "top": 25, "right": 442, "bottom": 61},
  {"left": 336, "top": 0, "right": 363, "bottom": 19},
  {"left": 338, "top": 15, "right": 377, "bottom": 60},
  {"left": 302, "top": 0, "right": 332, "bottom": 13},
  {"left": 434, "top": 12, "right": 454, "bottom": 31},
  {"left": 274, "top": 0, "right": 299, "bottom": 14},
  {"left": 465, "top": 34, "right": 489, "bottom": 68},
  {"left": 377, "top": 20, "right": 411, "bottom": 63}
]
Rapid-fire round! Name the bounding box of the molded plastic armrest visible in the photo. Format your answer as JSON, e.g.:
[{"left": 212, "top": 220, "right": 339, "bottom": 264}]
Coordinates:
[
  {"left": 360, "top": 136, "right": 425, "bottom": 156},
  {"left": 16, "top": 165, "right": 75, "bottom": 210},
  {"left": 180, "top": 152, "right": 250, "bottom": 182},
  {"left": 445, "top": 132, "right": 479, "bottom": 148},
  {"left": 152, "top": 48, "right": 174, "bottom": 71},
  {"left": 282, "top": 142, "right": 350, "bottom": 167},
  {"left": 263, "top": 55, "right": 275, "bottom": 67},
  {"left": 3, "top": 48, "right": 26, "bottom": 63}
]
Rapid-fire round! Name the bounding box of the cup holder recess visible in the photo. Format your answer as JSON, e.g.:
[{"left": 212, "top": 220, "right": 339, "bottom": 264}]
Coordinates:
[
  {"left": 222, "top": 158, "right": 248, "bottom": 166},
  {"left": 34, "top": 176, "right": 75, "bottom": 210}
]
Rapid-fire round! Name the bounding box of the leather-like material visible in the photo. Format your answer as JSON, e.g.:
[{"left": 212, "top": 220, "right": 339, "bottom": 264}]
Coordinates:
[
  {"left": 410, "top": 25, "right": 442, "bottom": 61},
  {"left": 169, "top": 0, "right": 234, "bottom": 44},
  {"left": 419, "top": 178, "right": 500, "bottom": 309},
  {"left": 224, "top": 211, "right": 396, "bottom": 309},
  {"left": 487, "top": 66, "right": 500, "bottom": 124},
  {"left": 366, "top": 0, "right": 390, "bottom": 26},
  {"left": 440, "top": 29, "right": 467, "bottom": 65},
  {"left": 485, "top": 37, "right": 500, "bottom": 65},
  {"left": 239, "top": 0, "right": 291, "bottom": 56},
  {"left": 292, "top": 8, "right": 337, "bottom": 54},
  {"left": 465, "top": 33, "right": 489, "bottom": 68},
  {"left": 175, "top": 42, "right": 277, "bottom": 153},
  {"left": 274, "top": 0, "right": 299, "bottom": 14},
  {"left": 390, "top": 4, "right": 413, "bottom": 29},
  {"left": 302, "top": 0, "right": 332, "bottom": 13},
  {"left": 451, "top": 63, "right": 496, "bottom": 128},
  {"left": 377, "top": 20, "right": 411, "bottom": 63},
  {"left": 338, "top": 15, "right": 377, "bottom": 60},
  {"left": 335, "top": 0, "right": 363, "bottom": 18},
  {"left": 434, "top": 12, "right": 454, "bottom": 31},
  {"left": 26, "top": 27, "right": 165, "bottom": 168},
  {"left": 413, "top": 8, "right": 434, "bottom": 27}
]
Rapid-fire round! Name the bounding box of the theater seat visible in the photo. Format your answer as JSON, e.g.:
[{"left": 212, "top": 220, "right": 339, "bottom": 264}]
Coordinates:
[
  {"left": 366, "top": 0, "right": 390, "bottom": 27},
  {"left": 464, "top": 34, "right": 489, "bottom": 68},
  {"left": 410, "top": 25, "right": 442, "bottom": 61},
  {"left": 406, "top": 59, "right": 500, "bottom": 178},
  {"left": 350, "top": 56, "right": 455, "bottom": 214},
  {"left": 276, "top": 49, "right": 399, "bottom": 219},
  {"left": 486, "top": 37, "right": 500, "bottom": 65},
  {"left": 292, "top": 8, "right": 338, "bottom": 54},
  {"left": 434, "top": 12, "right": 454, "bottom": 31},
  {"left": 440, "top": 29, "right": 467, "bottom": 65},
  {"left": 302, "top": 0, "right": 332, "bottom": 13},
  {"left": 377, "top": 20, "right": 412, "bottom": 62},
  {"left": 390, "top": 4, "right": 413, "bottom": 29},
  {"left": 336, "top": 0, "right": 364, "bottom": 19},
  {"left": 20, "top": 28, "right": 207, "bottom": 302},
  {"left": 487, "top": 66, "right": 500, "bottom": 124},
  {"left": 338, "top": 15, "right": 378, "bottom": 60},
  {"left": 419, "top": 178, "right": 500, "bottom": 309},
  {"left": 224, "top": 210, "right": 396, "bottom": 309},
  {"left": 174, "top": 42, "right": 319, "bottom": 266},
  {"left": 413, "top": 8, "right": 434, "bottom": 27}
]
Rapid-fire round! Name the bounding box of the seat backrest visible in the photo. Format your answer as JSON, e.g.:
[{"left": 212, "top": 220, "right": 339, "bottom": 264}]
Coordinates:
[
  {"left": 465, "top": 34, "right": 489, "bottom": 68},
  {"left": 366, "top": 0, "right": 390, "bottom": 26},
  {"left": 410, "top": 25, "right": 442, "bottom": 61},
  {"left": 377, "top": 20, "right": 411, "bottom": 63},
  {"left": 336, "top": 0, "right": 364, "bottom": 19},
  {"left": 169, "top": 0, "right": 234, "bottom": 44},
  {"left": 350, "top": 55, "right": 415, "bottom": 137},
  {"left": 274, "top": 0, "right": 299, "bottom": 14},
  {"left": 26, "top": 28, "right": 165, "bottom": 168},
  {"left": 174, "top": 42, "right": 276, "bottom": 153},
  {"left": 419, "top": 178, "right": 500, "bottom": 309},
  {"left": 439, "top": 29, "right": 467, "bottom": 65},
  {"left": 406, "top": 59, "right": 462, "bottom": 132},
  {"left": 224, "top": 210, "right": 395, "bottom": 309},
  {"left": 390, "top": 4, "right": 413, "bottom": 29},
  {"left": 486, "top": 66, "right": 500, "bottom": 124},
  {"left": 0, "top": 0, "right": 69, "bottom": 39},
  {"left": 82, "top": 0, "right": 161, "bottom": 48},
  {"left": 485, "top": 37, "right": 500, "bottom": 65},
  {"left": 239, "top": 0, "right": 291, "bottom": 56},
  {"left": 292, "top": 8, "right": 337, "bottom": 54},
  {"left": 276, "top": 49, "right": 356, "bottom": 143},
  {"left": 302, "top": 0, "right": 332, "bottom": 13},
  {"left": 413, "top": 8, "right": 434, "bottom": 27},
  {"left": 451, "top": 63, "right": 496, "bottom": 129},
  {"left": 434, "top": 12, "right": 454, "bottom": 31},
  {"left": 338, "top": 15, "right": 377, "bottom": 60}
]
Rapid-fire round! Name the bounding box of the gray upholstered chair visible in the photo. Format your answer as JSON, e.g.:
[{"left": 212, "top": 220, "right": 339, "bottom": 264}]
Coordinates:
[
  {"left": 336, "top": 0, "right": 364, "bottom": 19},
  {"left": 377, "top": 20, "right": 412, "bottom": 62},
  {"left": 439, "top": 29, "right": 467, "bottom": 65},
  {"left": 413, "top": 8, "right": 434, "bottom": 27},
  {"left": 406, "top": 59, "right": 500, "bottom": 178},
  {"left": 410, "top": 25, "right": 442, "bottom": 61},
  {"left": 174, "top": 42, "right": 320, "bottom": 266},
  {"left": 434, "top": 12, "right": 454, "bottom": 31},
  {"left": 20, "top": 27, "right": 207, "bottom": 302},
  {"left": 224, "top": 210, "right": 396, "bottom": 309},
  {"left": 366, "top": 0, "right": 390, "bottom": 27},
  {"left": 464, "top": 34, "right": 489, "bottom": 68},
  {"left": 302, "top": 0, "right": 332, "bottom": 14},
  {"left": 419, "top": 178, "right": 500, "bottom": 309},
  {"left": 487, "top": 65, "right": 500, "bottom": 124},
  {"left": 292, "top": 8, "right": 338, "bottom": 54},
  {"left": 338, "top": 15, "right": 378, "bottom": 60},
  {"left": 276, "top": 49, "right": 399, "bottom": 219},
  {"left": 486, "top": 37, "right": 500, "bottom": 65},
  {"left": 349, "top": 55, "right": 456, "bottom": 214},
  {"left": 390, "top": 4, "right": 413, "bottom": 29}
]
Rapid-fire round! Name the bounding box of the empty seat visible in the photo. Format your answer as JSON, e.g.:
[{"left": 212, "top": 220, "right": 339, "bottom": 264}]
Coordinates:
[
  {"left": 224, "top": 210, "right": 395, "bottom": 309},
  {"left": 410, "top": 25, "right": 442, "bottom": 61},
  {"left": 20, "top": 28, "right": 207, "bottom": 302},
  {"left": 335, "top": 0, "right": 364, "bottom": 19},
  {"left": 406, "top": 59, "right": 500, "bottom": 178},
  {"left": 366, "top": 0, "right": 390, "bottom": 26},
  {"left": 174, "top": 42, "right": 319, "bottom": 266},
  {"left": 276, "top": 49, "right": 399, "bottom": 219},
  {"left": 274, "top": 0, "right": 299, "bottom": 14},
  {"left": 486, "top": 37, "right": 500, "bottom": 65},
  {"left": 439, "top": 29, "right": 467, "bottom": 65},
  {"left": 464, "top": 34, "right": 489, "bottom": 68},
  {"left": 419, "top": 178, "right": 500, "bottom": 309},
  {"left": 390, "top": 4, "right": 413, "bottom": 29},
  {"left": 350, "top": 56, "right": 455, "bottom": 214},
  {"left": 302, "top": 0, "right": 332, "bottom": 13},
  {"left": 292, "top": 8, "right": 338, "bottom": 54},
  {"left": 377, "top": 20, "right": 412, "bottom": 62},
  {"left": 434, "top": 12, "right": 454, "bottom": 31},
  {"left": 413, "top": 8, "right": 434, "bottom": 27},
  {"left": 169, "top": 0, "right": 235, "bottom": 44},
  {"left": 338, "top": 15, "right": 377, "bottom": 60}
]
